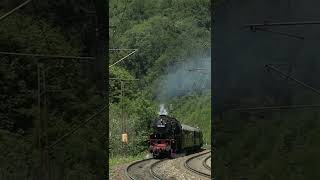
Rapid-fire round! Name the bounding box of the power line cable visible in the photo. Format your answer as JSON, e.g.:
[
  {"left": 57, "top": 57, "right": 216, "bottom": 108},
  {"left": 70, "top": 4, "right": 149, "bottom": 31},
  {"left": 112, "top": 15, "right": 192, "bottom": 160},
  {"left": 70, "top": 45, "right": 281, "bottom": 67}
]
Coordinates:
[
  {"left": 109, "top": 48, "right": 138, "bottom": 51},
  {"left": 266, "top": 64, "right": 320, "bottom": 96},
  {"left": 244, "top": 21, "right": 320, "bottom": 28},
  {"left": 229, "top": 104, "right": 320, "bottom": 111},
  {"left": 254, "top": 27, "right": 304, "bottom": 40},
  {"left": 47, "top": 105, "right": 107, "bottom": 150},
  {"left": 0, "top": 0, "right": 32, "bottom": 21},
  {"left": 0, "top": 51, "right": 94, "bottom": 60},
  {"left": 109, "top": 49, "right": 137, "bottom": 67}
]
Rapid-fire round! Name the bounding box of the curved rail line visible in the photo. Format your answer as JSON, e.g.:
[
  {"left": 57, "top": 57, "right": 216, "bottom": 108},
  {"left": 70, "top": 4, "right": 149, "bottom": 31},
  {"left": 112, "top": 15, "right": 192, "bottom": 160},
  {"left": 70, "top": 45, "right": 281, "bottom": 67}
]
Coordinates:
[
  {"left": 203, "top": 155, "right": 211, "bottom": 171},
  {"left": 150, "top": 159, "right": 165, "bottom": 180},
  {"left": 126, "top": 158, "right": 163, "bottom": 180},
  {"left": 184, "top": 151, "right": 211, "bottom": 179},
  {"left": 126, "top": 158, "right": 152, "bottom": 179}
]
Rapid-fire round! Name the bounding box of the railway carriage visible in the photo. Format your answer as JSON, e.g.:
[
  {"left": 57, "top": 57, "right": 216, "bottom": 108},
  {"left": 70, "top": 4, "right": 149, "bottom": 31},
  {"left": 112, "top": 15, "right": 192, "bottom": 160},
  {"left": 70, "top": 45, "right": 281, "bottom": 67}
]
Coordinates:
[
  {"left": 181, "top": 124, "right": 203, "bottom": 151},
  {"left": 148, "top": 115, "right": 203, "bottom": 158}
]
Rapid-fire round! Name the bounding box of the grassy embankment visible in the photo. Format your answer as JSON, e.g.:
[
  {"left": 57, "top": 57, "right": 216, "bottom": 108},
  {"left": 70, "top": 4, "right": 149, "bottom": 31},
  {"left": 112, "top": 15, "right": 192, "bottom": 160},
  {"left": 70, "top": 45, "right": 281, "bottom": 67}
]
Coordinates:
[{"left": 109, "top": 152, "right": 147, "bottom": 169}]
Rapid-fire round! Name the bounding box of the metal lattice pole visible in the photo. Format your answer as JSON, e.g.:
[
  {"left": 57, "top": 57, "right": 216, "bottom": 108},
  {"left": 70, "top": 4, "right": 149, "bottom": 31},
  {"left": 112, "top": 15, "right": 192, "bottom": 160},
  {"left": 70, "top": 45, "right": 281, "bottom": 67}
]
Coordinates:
[
  {"left": 109, "top": 78, "right": 139, "bottom": 156},
  {"left": 37, "top": 63, "right": 49, "bottom": 180}
]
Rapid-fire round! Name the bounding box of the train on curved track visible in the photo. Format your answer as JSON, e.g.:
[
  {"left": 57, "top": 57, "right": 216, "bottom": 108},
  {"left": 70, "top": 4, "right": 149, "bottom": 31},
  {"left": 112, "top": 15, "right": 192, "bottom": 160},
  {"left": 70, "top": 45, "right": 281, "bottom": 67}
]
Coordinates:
[{"left": 148, "top": 115, "right": 203, "bottom": 158}]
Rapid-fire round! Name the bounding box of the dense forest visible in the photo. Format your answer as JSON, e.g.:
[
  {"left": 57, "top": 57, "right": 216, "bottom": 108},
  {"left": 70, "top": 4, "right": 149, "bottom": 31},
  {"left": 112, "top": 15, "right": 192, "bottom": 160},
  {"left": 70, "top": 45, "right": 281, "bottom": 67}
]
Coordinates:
[
  {"left": 109, "top": 0, "right": 211, "bottom": 167},
  {"left": 0, "top": 1, "right": 106, "bottom": 179}
]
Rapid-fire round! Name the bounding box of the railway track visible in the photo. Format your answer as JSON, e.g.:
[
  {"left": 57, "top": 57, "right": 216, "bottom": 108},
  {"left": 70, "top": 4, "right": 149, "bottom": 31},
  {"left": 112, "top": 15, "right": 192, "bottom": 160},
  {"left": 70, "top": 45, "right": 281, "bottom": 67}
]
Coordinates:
[
  {"left": 150, "top": 159, "right": 165, "bottom": 180},
  {"left": 184, "top": 151, "right": 211, "bottom": 179},
  {"left": 203, "top": 155, "right": 211, "bottom": 171},
  {"left": 126, "top": 150, "right": 212, "bottom": 180},
  {"left": 126, "top": 158, "right": 164, "bottom": 180}
]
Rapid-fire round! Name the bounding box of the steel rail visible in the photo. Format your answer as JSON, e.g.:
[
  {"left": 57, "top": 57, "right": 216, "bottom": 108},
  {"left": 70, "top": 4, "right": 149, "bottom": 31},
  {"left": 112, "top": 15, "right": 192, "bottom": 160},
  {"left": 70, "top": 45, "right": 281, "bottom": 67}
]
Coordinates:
[
  {"left": 202, "top": 155, "right": 211, "bottom": 171},
  {"left": 149, "top": 159, "right": 165, "bottom": 180},
  {"left": 126, "top": 158, "right": 152, "bottom": 180},
  {"left": 126, "top": 158, "right": 162, "bottom": 180},
  {"left": 184, "top": 151, "right": 211, "bottom": 179}
]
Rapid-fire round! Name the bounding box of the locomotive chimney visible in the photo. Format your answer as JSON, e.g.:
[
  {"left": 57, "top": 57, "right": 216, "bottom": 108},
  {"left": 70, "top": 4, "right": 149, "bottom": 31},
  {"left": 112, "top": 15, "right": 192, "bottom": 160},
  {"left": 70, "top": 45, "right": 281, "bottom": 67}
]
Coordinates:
[{"left": 158, "top": 104, "right": 168, "bottom": 115}]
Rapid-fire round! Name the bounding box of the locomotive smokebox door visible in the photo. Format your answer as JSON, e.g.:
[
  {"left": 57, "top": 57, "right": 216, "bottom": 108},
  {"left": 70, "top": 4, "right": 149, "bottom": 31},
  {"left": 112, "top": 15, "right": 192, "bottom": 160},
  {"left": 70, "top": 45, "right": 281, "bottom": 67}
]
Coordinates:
[{"left": 121, "top": 133, "right": 128, "bottom": 144}]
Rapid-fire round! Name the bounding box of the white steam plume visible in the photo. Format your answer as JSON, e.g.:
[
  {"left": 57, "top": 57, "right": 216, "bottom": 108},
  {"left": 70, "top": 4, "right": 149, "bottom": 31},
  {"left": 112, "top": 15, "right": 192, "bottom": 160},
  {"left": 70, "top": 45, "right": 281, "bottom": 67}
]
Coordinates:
[
  {"left": 158, "top": 104, "right": 168, "bottom": 115},
  {"left": 156, "top": 55, "right": 211, "bottom": 103}
]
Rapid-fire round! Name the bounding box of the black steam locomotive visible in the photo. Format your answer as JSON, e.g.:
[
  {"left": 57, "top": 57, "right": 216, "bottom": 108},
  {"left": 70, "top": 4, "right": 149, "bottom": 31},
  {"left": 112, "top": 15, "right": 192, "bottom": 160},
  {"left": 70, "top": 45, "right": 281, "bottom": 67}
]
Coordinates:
[{"left": 148, "top": 115, "right": 203, "bottom": 158}]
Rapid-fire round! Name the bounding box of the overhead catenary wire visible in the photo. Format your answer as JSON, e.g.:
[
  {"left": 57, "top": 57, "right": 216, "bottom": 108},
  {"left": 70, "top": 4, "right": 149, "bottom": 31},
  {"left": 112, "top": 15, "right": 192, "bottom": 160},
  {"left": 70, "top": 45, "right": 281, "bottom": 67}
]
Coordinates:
[
  {"left": 254, "top": 27, "right": 304, "bottom": 40},
  {"left": 229, "top": 104, "right": 320, "bottom": 112},
  {"left": 266, "top": 64, "right": 320, "bottom": 96},
  {"left": 47, "top": 105, "right": 107, "bottom": 150},
  {"left": 244, "top": 21, "right": 320, "bottom": 28},
  {"left": 226, "top": 65, "right": 320, "bottom": 112},
  {"left": 244, "top": 20, "right": 320, "bottom": 39},
  {"left": 109, "top": 48, "right": 138, "bottom": 51},
  {"left": 0, "top": 51, "right": 95, "bottom": 60},
  {"left": 109, "top": 49, "right": 138, "bottom": 67},
  {"left": 0, "top": 0, "right": 32, "bottom": 21},
  {"left": 109, "top": 78, "right": 139, "bottom": 81}
]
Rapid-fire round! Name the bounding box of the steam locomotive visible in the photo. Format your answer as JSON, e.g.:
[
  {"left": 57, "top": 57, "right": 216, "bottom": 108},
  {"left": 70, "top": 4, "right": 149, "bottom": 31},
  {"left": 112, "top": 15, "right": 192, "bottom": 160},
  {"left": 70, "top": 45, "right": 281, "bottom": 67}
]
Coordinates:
[{"left": 148, "top": 115, "right": 203, "bottom": 158}]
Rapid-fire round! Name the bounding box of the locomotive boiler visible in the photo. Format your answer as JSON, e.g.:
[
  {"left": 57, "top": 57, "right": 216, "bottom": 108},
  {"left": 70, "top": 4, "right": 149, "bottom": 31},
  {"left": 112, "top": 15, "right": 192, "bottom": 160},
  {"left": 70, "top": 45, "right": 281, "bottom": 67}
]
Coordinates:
[{"left": 148, "top": 115, "right": 203, "bottom": 158}]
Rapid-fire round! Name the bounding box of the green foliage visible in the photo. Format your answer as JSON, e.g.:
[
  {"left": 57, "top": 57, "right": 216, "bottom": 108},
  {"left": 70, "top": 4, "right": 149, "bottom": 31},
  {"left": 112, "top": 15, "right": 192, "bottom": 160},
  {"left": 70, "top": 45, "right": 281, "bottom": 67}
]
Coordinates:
[
  {"left": 170, "top": 94, "right": 211, "bottom": 145},
  {"left": 215, "top": 111, "right": 320, "bottom": 180},
  {"left": 109, "top": 66, "right": 136, "bottom": 103},
  {"left": 109, "top": 152, "right": 146, "bottom": 169},
  {"left": 109, "top": 92, "right": 157, "bottom": 157},
  {"left": 0, "top": 7, "right": 105, "bottom": 179},
  {"left": 109, "top": 0, "right": 210, "bottom": 170},
  {"left": 110, "top": 0, "right": 210, "bottom": 78}
]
